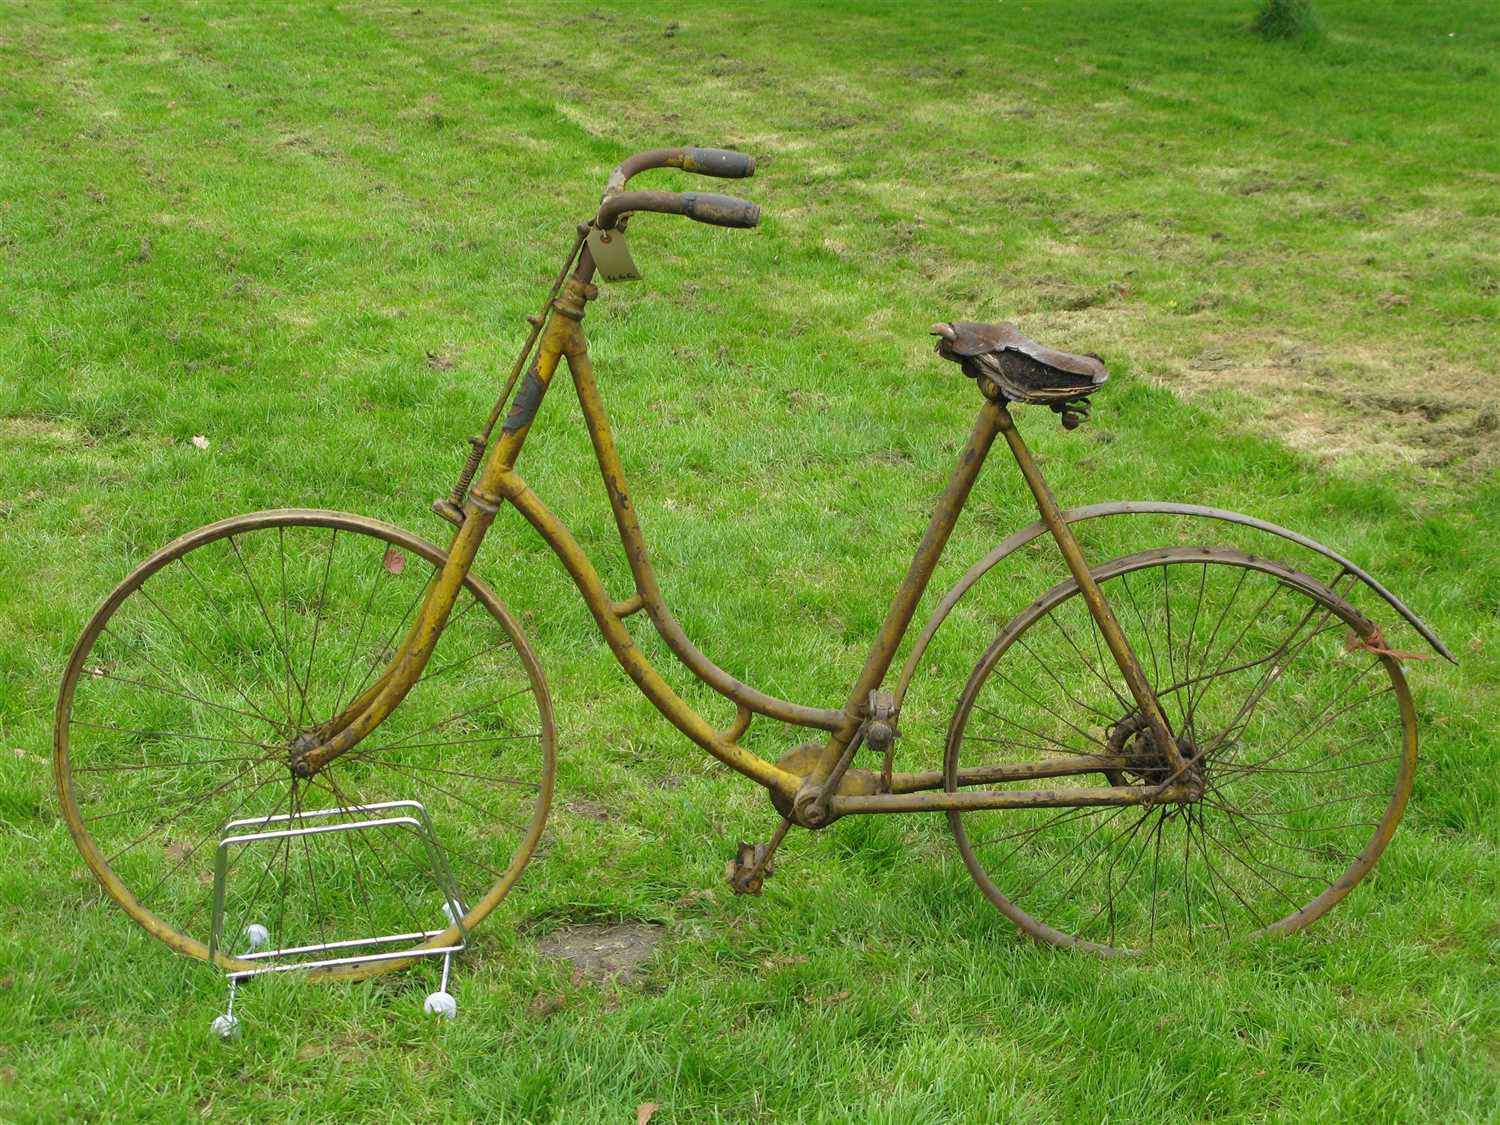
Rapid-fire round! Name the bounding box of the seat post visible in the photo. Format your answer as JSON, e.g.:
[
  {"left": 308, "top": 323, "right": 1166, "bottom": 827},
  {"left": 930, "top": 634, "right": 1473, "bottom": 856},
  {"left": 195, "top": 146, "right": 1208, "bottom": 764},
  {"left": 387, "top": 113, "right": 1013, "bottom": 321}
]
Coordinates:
[{"left": 995, "top": 405, "right": 1187, "bottom": 779}]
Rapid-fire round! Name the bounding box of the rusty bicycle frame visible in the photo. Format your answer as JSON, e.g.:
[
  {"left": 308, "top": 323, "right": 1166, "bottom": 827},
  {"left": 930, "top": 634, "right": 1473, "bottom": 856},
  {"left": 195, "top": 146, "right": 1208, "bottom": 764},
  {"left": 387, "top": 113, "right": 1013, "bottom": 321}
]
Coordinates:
[{"left": 284, "top": 146, "right": 1445, "bottom": 849}]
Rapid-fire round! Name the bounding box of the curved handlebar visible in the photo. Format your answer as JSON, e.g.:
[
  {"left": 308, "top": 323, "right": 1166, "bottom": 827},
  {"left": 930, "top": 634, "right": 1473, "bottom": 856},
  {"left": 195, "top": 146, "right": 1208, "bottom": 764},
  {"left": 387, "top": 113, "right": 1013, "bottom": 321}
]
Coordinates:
[
  {"left": 596, "top": 145, "right": 761, "bottom": 232},
  {"left": 596, "top": 189, "right": 760, "bottom": 231},
  {"left": 604, "top": 146, "right": 755, "bottom": 194}
]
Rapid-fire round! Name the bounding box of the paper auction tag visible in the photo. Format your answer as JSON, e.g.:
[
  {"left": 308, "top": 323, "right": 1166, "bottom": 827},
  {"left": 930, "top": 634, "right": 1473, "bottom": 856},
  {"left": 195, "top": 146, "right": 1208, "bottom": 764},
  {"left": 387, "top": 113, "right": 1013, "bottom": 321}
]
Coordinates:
[{"left": 586, "top": 227, "right": 641, "bottom": 283}]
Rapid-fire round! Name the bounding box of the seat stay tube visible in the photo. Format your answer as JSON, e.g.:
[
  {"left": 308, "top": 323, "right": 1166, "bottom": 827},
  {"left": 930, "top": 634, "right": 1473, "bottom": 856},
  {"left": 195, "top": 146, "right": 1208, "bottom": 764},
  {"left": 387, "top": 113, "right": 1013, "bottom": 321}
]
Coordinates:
[{"left": 994, "top": 405, "right": 1188, "bottom": 779}]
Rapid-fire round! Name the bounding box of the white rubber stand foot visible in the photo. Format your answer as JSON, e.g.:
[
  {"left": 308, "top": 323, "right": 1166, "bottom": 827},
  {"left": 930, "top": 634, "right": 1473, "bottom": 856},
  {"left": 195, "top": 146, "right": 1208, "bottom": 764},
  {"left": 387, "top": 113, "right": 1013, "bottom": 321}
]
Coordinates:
[
  {"left": 423, "top": 991, "right": 457, "bottom": 1019},
  {"left": 441, "top": 901, "right": 461, "bottom": 925},
  {"left": 243, "top": 923, "right": 270, "bottom": 951},
  {"left": 211, "top": 1014, "right": 241, "bottom": 1039}
]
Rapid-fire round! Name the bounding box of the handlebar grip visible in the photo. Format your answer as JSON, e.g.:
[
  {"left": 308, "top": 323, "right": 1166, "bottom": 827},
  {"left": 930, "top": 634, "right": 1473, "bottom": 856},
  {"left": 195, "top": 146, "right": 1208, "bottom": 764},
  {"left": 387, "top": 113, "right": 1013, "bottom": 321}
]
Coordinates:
[
  {"left": 681, "top": 148, "right": 756, "bottom": 179},
  {"left": 679, "top": 192, "right": 761, "bottom": 229}
]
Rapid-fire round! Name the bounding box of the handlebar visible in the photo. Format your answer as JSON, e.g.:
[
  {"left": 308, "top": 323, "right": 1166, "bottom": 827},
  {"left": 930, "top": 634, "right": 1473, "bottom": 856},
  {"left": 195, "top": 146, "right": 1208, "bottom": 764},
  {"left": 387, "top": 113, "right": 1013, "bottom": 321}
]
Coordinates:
[
  {"left": 603, "top": 146, "right": 755, "bottom": 193},
  {"left": 596, "top": 189, "right": 760, "bottom": 231},
  {"left": 595, "top": 145, "right": 761, "bottom": 231}
]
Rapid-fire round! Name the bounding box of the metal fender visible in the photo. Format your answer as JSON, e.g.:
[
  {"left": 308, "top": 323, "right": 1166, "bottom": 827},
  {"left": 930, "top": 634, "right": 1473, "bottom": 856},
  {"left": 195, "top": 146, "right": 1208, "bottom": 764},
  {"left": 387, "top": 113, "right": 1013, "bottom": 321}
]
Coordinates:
[{"left": 892, "top": 500, "right": 1454, "bottom": 708}]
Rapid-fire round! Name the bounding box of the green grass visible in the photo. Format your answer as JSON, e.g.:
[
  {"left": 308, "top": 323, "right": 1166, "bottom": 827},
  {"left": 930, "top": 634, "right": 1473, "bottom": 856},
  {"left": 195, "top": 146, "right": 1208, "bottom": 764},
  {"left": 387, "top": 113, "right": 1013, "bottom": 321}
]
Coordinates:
[{"left": 2, "top": 1, "right": 1499, "bottom": 1120}]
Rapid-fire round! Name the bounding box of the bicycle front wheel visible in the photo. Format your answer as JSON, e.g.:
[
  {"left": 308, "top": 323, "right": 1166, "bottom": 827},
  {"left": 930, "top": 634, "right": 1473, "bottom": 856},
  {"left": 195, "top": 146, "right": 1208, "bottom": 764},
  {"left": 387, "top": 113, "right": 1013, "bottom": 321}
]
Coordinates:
[
  {"left": 946, "top": 547, "right": 1417, "bottom": 955},
  {"left": 55, "top": 510, "right": 554, "bottom": 978}
]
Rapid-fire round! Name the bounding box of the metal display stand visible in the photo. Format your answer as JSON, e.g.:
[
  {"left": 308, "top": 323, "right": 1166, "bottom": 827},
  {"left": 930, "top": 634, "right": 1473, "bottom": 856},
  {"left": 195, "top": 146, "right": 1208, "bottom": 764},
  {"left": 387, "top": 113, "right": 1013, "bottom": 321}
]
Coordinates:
[{"left": 207, "top": 801, "right": 466, "bottom": 1038}]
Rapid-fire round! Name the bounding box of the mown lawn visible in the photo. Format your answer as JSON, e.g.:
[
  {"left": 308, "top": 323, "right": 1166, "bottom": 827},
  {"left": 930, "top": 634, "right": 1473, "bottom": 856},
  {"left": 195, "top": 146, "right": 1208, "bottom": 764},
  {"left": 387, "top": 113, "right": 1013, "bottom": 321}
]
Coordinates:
[{"left": 1, "top": 1, "right": 1497, "bottom": 1121}]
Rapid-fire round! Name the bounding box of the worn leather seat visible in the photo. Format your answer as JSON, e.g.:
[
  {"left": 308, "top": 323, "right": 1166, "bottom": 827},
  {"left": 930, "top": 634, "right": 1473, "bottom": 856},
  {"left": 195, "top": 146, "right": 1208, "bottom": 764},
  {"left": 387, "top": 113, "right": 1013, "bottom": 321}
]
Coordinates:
[{"left": 931, "top": 321, "right": 1108, "bottom": 405}]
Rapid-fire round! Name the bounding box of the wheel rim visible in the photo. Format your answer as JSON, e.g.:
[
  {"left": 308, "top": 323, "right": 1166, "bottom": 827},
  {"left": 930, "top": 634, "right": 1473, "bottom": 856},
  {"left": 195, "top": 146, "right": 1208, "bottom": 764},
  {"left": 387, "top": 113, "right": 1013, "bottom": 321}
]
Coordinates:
[
  {"left": 54, "top": 509, "right": 555, "bottom": 978},
  {"left": 946, "top": 547, "right": 1417, "bottom": 955}
]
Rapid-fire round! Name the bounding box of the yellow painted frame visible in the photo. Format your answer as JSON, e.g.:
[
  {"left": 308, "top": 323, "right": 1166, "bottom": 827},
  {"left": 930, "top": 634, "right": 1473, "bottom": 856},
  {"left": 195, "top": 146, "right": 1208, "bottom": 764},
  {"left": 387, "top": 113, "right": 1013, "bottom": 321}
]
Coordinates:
[{"left": 293, "top": 268, "right": 1195, "bottom": 821}]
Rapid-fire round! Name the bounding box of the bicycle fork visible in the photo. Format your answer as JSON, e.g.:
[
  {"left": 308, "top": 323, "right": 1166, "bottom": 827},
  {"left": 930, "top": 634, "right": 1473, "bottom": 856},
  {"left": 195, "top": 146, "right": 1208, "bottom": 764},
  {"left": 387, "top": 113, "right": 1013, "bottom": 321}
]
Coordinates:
[{"left": 288, "top": 274, "right": 596, "bottom": 777}]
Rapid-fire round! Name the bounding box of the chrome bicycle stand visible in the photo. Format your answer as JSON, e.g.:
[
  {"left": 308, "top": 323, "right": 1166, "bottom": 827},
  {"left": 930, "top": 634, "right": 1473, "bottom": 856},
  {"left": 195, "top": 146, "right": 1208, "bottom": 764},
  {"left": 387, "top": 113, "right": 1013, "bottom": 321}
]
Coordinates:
[{"left": 207, "top": 800, "right": 466, "bottom": 1038}]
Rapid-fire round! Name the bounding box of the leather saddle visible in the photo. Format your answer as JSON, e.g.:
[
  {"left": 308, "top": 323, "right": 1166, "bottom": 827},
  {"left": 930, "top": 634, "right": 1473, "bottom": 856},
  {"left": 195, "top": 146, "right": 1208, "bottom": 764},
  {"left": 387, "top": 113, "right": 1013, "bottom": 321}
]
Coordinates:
[{"left": 931, "top": 321, "right": 1108, "bottom": 406}]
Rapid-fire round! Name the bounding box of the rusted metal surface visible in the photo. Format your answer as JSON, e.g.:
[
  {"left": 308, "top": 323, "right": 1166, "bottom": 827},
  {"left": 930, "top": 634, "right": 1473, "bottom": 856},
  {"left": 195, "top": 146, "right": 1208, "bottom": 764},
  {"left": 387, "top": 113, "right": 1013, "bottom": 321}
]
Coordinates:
[
  {"left": 719, "top": 704, "right": 753, "bottom": 743},
  {"left": 501, "top": 361, "right": 547, "bottom": 434},
  {"left": 833, "top": 783, "right": 1202, "bottom": 816},
  {"left": 886, "top": 754, "right": 1134, "bottom": 795},
  {"left": 943, "top": 544, "right": 1419, "bottom": 953},
  {"left": 892, "top": 500, "right": 1454, "bottom": 712},
  {"left": 726, "top": 817, "right": 788, "bottom": 895},
  {"left": 769, "top": 742, "right": 880, "bottom": 824},
  {"left": 290, "top": 276, "right": 592, "bottom": 779},
  {"left": 994, "top": 406, "right": 1187, "bottom": 780},
  {"left": 433, "top": 227, "right": 586, "bottom": 526},
  {"left": 494, "top": 469, "right": 802, "bottom": 799},
  {"left": 603, "top": 146, "right": 755, "bottom": 196},
  {"left": 53, "top": 509, "right": 557, "bottom": 979},
  {"left": 58, "top": 146, "right": 1442, "bottom": 972},
  {"left": 596, "top": 189, "right": 760, "bottom": 231},
  {"left": 610, "top": 592, "right": 646, "bottom": 618},
  {"left": 568, "top": 341, "right": 845, "bottom": 733}
]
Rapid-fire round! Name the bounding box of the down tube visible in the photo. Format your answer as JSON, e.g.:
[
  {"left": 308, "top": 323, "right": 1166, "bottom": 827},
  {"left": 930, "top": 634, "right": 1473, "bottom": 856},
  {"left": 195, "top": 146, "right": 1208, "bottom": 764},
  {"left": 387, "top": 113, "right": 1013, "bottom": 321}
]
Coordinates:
[{"left": 489, "top": 472, "right": 801, "bottom": 800}]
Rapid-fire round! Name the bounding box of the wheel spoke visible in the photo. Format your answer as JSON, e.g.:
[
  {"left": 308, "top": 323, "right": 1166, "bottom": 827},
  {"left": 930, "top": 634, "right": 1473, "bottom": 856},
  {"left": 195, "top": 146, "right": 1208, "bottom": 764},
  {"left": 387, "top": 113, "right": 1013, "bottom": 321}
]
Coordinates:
[
  {"left": 69, "top": 719, "right": 280, "bottom": 754},
  {"left": 177, "top": 552, "right": 297, "bottom": 728},
  {"left": 1182, "top": 566, "right": 1247, "bottom": 733},
  {"left": 227, "top": 534, "right": 303, "bottom": 728},
  {"left": 1014, "top": 633, "right": 1120, "bottom": 727},
  {"left": 136, "top": 585, "right": 284, "bottom": 730},
  {"left": 298, "top": 528, "right": 339, "bottom": 727},
  {"left": 97, "top": 626, "right": 279, "bottom": 733},
  {"left": 57, "top": 515, "right": 552, "bottom": 976},
  {"left": 133, "top": 764, "right": 288, "bottom": 905},
  {"left": 1047, "top": 611, "right": 1133, "bottom": 713},
  {"left": 949, "top": 551, "right": 1413, "bottom": 952},
  {"left": 328, "top": 544, "right": 389, "bottom": 722}
]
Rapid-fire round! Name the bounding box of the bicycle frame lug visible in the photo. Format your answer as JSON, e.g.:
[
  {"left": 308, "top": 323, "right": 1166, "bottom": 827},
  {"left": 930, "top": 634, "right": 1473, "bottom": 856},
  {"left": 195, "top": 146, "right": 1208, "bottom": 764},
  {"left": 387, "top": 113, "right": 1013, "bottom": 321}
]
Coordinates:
[
  {"left": 773, "top": 742, "right": 881, "bottom": 827},
  {"left": 286, "top": 730, "right": 320, "bottom": 778},
  {"left": 431, "top": 498, "right": 465, "bottom": 526}
]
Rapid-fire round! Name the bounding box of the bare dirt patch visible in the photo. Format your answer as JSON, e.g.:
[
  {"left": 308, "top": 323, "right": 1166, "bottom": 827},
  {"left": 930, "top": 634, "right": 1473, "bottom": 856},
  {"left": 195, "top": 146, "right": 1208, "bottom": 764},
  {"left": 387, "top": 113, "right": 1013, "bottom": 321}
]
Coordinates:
[
  {"left": 1165, "top": 333, "right": 1500, "bottom": 478},
  {"left": 0, "top": 416, "right": 91, "bottom": 444},
  {"left": 537, "top": 923, "right": 662, "bottom": 985},
  {"left": 564, "top": 798, "right": 614, "bottom": 822}
]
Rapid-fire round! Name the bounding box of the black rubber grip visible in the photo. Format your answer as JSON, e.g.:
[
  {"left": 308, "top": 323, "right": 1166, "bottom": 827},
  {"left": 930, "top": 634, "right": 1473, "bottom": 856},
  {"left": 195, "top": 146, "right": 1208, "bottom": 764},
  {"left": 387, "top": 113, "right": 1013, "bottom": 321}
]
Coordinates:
[
  {"left": 679, "top": 192, "right": 761, "bottom": 229},
  {"left": 681, "top": 148, "right": 756, "bottom": 179}
]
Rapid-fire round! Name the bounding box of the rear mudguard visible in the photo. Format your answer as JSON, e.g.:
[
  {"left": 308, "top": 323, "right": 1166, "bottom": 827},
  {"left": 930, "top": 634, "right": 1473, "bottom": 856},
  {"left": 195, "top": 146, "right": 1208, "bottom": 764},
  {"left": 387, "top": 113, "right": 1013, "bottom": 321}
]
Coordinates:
[{"left": 892, "top": 500, "right": 1453, "bottom": 709}]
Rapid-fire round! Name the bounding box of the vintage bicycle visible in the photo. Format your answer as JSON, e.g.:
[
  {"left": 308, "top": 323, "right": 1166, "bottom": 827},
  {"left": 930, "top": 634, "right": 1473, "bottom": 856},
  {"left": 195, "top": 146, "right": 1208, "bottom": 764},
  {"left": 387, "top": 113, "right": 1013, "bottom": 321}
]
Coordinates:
[{"left": 55, "top": 147, "right": 1450, "bottom": 1004}]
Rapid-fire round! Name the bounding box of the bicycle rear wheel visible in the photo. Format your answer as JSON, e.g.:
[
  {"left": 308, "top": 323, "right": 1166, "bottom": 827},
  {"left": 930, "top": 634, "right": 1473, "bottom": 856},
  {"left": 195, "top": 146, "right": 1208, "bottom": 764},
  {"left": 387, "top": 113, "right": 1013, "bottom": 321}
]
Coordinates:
[
  {"left": 55, "top": 509, "right": 554, "bottom": 978},
  {"left": 946, "top": 547, "right": 1417, "bottom": 955}
]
